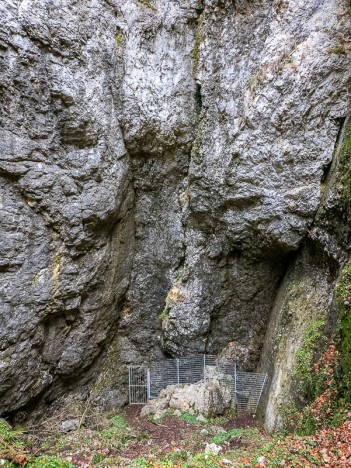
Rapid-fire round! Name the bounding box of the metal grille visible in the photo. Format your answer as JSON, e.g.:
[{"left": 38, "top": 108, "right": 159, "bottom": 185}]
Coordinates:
[
  {"left": 128, "top": 366, "right": 150, "bottom": 404},
  {"left": 128, "top": 355, "right": 267, "bottom": 413},
  {"left": 235, "top": 372, "right": 267, "bottom": 413},
  {"left": 149, "top": 354, "right": 218, "bottom": 398}
]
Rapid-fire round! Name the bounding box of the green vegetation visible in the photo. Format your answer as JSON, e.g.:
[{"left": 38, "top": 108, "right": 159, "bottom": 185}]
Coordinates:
[
  {"left": 0, "top": 419, "right": 26, "bottom": 465},
  {"left": 115, "top": 32, "right": 125, "bottom": 48},
  {"left": 0, "top": 418, "right": 74, "bottom": 467},
  {"left": 27, "top": 456, "right": 74, "bottom": 468},
  {"left": 257, "top": 436, "right": 322, "bottom": 466},
  {"left": 3, "top": 406, "right": 350, "bottom": 467},
  {"left": 149, "top": 409, "right": 237, "bottom": 427},
  {"left": 134, "top": 451, "right": 223, "bottom": 467},
  {"left": 281, "top": 339, "right": 346, "bottom": 436},
  {"left": 101, "top": 414, "right": 127, "bottom": 440},
  {"left": 176, "top": 271, "right": 183, "bottom": 281},
  {"left": 0, "top": 413, "right": 135, "bottom": 467},
  {"left": 31, "top": 273, "right": 41, "bottom": 285},
  {"left": 158, "top": 307, "right": 169, "bottom": 323},
  {"left": 280, "top": 401, "right": 318, "bottom": 436},
  {"left": 191, "top": 111, "right": 205, "bottom": 165},
  {"left": 336, "top": 258, "right": 351, "bottom": 399},
  {"left": 131, "top": 426, "right": 263, "bottom": 467},
  {"left": 210, "top": 428, "right": 241, "bottom": 444},
  {"left": 328, "top": 44, "right": 351, "bottom": 55},
  {"left": 135, "top": 449, "right": 188, "bottom": 467},
  {"left": 53, "top": 255, "right": 60, "bottom": 269},
  {"left": 0, "top": 419, "right": 22, "bottom": 447},
  {"left": 293, "top": 319, "right": 325, "bottom": 398},
  {"left": 177, "top": 411, "right": 200, "bottom": 425},
  {"left": 185, "top": 452, "right": 223, "bottom": 467},
  {"left": 340, "top": 123, "right": 351, "bottom": 214}
]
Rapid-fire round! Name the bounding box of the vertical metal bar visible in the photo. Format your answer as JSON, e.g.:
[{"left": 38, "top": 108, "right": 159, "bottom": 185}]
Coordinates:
[
  {"left": 203, "top": 354, "right": 206, "bottom": 379},
  {"left": 234, "top": 363, "right": 237, "bottom": 404},
  {"left": 176, "top": 359, "right": 180, "bottom": 384},
  {"left": 147, "top": 368, "right": 151, "bottom": 401},
  {"left": 255, "top": 374, "right": 267, "bottom": 413},
  {"left": 128, "top": 367, "right": 131, "bottom": 404}
]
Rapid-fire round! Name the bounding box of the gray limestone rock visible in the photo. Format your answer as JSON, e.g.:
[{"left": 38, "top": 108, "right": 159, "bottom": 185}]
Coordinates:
[
  {"left": 60, "top": 418, "right": 80, "bottom": 433},
  {"left": 141, "top": 377, "right": 232, "bottom": 418},
  {"left": 0, "top": 0, "right": 350, "bottom": 421}
]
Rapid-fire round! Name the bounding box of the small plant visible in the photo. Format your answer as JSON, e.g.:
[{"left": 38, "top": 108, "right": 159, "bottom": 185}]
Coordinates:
[
  {"left": 28, "top": 456, "right": 75, "bottom": 467},
  {"left": 178, "top": 412, "right": 200, "bottom": 425},
  {"left": 92, "top": 452, "right": 105, "bottom": 464},
  {"left": 210, "top": 428, "right": 242, "bottom": 444},
  {"left": 110, "top": 414, "right": 127, "bottom": 431},
  {"left": 176, "top": 271, "right": 183, "bottom": 281},
  {"left": 53, "top": 254, "right": 61, "bottom": 269},
  {"left": 131, "top": 457, "right": 151, "bottom": 467},
  {"left": 99, "top": 413, "right": 134, "bottom": 450},
  {"left": 158, "top": 307, "right": 168, "bottom": 322},
  {"left": 32, "top": 272, "right": 42, "bottom": 285},
  {"left": 157, "top": 449, "right": 188, "bottom": 466},
  {"left": 328, "top": 44, "right": 351, "bottom": 55},
  {"left": 0, "top": 420, "right": 20, "bottom": 445},
  {"left": 115, "top": 32, "right": 125, "bottom": 48},
  {"left": 0, "top": 419, "right": 27, "bottom": 464},
  {"left": 184, "top": 452, "right": 221, "bottom": 467}
]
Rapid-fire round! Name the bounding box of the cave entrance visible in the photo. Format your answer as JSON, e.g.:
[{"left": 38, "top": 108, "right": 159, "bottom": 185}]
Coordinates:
[{"left": 128, "top": 355, "right": 267, "bottom": 414}]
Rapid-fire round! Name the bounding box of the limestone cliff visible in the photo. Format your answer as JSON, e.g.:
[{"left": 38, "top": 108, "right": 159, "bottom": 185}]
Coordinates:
[{"left": 0, "top": 0, "right": 350, "bottom": 428}]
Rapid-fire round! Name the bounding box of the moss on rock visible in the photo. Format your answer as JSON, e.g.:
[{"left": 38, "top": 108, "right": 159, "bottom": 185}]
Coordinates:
[
  {"left": 292, "top": 319, "right": 325, "bottom": 398},
  {"left": 338, "top": 122, "right": 351, "bottom": 215},
  {"left": 336, "top": 258, "right": 351, "bottom": 399}
]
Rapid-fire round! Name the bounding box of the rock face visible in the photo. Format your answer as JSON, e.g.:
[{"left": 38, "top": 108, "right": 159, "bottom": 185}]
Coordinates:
[
  {"left": 140, "top": 377, "right": 232, "bottom": 418},
  {"left": 259, "top": 116, "right": 351, "bottom": 431},
  {"left": 0, "top": 0, "right": 350, "bottom": 422}
]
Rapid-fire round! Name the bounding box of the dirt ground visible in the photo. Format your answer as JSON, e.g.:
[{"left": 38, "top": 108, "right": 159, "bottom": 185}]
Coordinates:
[
  {"left": 119, "top": 406, "right": 261, "bottom": 460},
  {"left": 1, "top": 406, "right": 267, "bottom": 467}
]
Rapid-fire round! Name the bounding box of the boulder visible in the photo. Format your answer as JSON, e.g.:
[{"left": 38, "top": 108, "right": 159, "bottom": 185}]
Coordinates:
[
  {"left": 60, "top": 418, "right": 80, "bottom": 433},
  {"left": 205, "top": 443, "right": 222, "bottom": 455},
  {"left": 141, "top": 376, "right": 232, "bottom": 418}
]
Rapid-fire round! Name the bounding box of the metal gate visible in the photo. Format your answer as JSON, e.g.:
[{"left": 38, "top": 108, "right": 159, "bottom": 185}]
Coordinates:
[
  {"left": 128, "top": 355, "right": 267, "bottom": 413},
  {"left": 128, "top": 365, "right": 150, "bottom": 404}
]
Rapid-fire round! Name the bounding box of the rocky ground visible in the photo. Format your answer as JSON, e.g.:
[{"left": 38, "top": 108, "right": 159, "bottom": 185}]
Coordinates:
[
  {"left": 0, "top": 408, "right": 266, "bottom": 467},
  {"left": 1, "top": 406, "right": 351, "bottom": 467}
]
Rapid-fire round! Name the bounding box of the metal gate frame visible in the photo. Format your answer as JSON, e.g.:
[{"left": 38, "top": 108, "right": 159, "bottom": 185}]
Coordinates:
[
  {"left": 128, "top": 355, "right": 267, "bottom": 413},
  {"left": 128, "top": 366, "right": 150, "bottom": 405}
]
